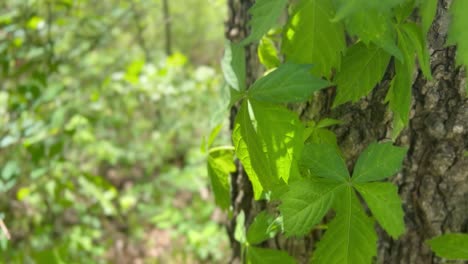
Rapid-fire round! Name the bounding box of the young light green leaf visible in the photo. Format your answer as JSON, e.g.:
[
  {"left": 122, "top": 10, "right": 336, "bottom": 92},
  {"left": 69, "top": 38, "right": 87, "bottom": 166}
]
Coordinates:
[
  {"left": 221, "top": 41, "right": 246, "bottom": 91},
  {"left": 333, "top": 43, "right": 391, "bottom": 107},
  {"left": 316, "top": 118, "right": 343, "bottom": 128},
  {"left": 233, "top": 100, "right": 304, "bottom": 199},
  {"left": 419, "top": 0, "right": 437, "bottom": 34},
  {"left": 258, "top": 36, "right": 280, "bottom": 70},
  {"left": 207, "top": 148, "right": 235, "bottom": 210},
  {"left": 248, "top": 63, "right": 330, "bottom": 103},
  {"left": 447, "top": 0, "right": 468, "bottom": 65},
  {"left": 427, "top": 233, "right": 468, "bottom": 260},
  {"left": 280, "top": 178, "right": 341, "bottom": 236},
  {"left": 312, "top": 186, "right": 377, "bottom": 264},
  {"left": 352, "top": 142, "right": 407, "bottom": 183},
  {"left": 447, "top": 0, "right": 468, "bottom": 95},
  {"left": 242, "top": 0, "right": 288, "bottom": 45},
  {"left": 206, "top": 124, "right": 223, "bottom": 150},
  {"left": 401, "top": 23, "right": 432, "bottom": 79},
  {"left": 301, "top": 143, "right": 350, "bottom": 182},
  {"left": 282, "top": 0, "right": 345, "bottom": 77},
  {"left": 355, "top": 182, "right": 405, "bottom": 238},
  {"left": 386, "top": 29, "right": 414, "bottom": 135},
  {"left": 247, "top": 246, "right": 297, "bottom": 264},
  {"left": 247, "top": 211, "right": 281, "bottom": 245}
]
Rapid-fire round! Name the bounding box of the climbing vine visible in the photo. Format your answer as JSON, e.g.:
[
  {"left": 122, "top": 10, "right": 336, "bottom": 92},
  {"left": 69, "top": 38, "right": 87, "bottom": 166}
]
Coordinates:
[{"left": 207, "top": 0, "right": 468, "bottom": 262}]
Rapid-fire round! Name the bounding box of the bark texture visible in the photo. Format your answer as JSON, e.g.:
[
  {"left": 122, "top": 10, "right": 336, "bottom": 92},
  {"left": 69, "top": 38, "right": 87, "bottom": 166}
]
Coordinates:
[
  {"left": 225, "top": 1, "right": 262, "bottom": 263},
  {"left": 225, "top": 0, "right": 468, "bottom": 263}
]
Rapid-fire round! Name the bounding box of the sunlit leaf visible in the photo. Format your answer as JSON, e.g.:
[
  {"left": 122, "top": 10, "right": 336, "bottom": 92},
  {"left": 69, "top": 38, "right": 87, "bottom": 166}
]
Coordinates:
[{"left": 282, "top": 0, "right": 345, "bottom": 77}]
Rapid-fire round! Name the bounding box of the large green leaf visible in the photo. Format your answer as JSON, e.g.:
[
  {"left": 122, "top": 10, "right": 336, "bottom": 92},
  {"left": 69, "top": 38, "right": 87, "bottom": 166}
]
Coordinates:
[
  {"left": 427, "top": 233, "right": 468, "bottom": 260},
  {"left": 312, "top": 186, "right": 377, "bottom": 264},
  {"left": 301, "top": 143, "right": 349, "bottom": 182},
  {"left": 282, "top": 0, "right": 345, "bottom": 77},
  {"left": 280, "top": 178, "right": 342, "bottom": 236},
  {"left": 247, "top": 246, "right": 297, "bottom": 264},
  {"left": 333, "top": 43, "right": 391, "bottom": 107},
  {"left": 355, "top": 182, "right": 405, "bottom": 238},
  {"left": 221, "top": 41, "right": 246, "bottom": 91},
  {"left": 232, "top": 100, "right": 304, "bottom": 199},
  {"left": 352, "top": 142, "right": 407, "bottom": 183},
  {"left": 248, "top": 63, "right": 330, "bottom": 103},
  {"left": 242, "top": 0, "right": 288, "bottom": 44},
  {"left": 207, "top": 148, "right": 235, "bottom": 210}
]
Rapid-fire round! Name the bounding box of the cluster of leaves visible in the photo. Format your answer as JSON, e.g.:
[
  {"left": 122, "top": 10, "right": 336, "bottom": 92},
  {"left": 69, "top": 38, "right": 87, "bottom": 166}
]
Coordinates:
[
  {"left": 1, "top": 0, "right": 229, "bottom": 263},
  {"left": 208, "top": 0, "right": 468, "bottom": 262}
]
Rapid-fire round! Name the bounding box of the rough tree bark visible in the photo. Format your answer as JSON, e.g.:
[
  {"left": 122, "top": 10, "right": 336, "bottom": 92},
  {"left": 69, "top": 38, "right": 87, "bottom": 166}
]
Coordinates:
[
  {"left": 225, "top": 1, "right": 262, "bottom": 263},
  {"left": 225, "top": 0, "right": 468, "bottom": 263}
]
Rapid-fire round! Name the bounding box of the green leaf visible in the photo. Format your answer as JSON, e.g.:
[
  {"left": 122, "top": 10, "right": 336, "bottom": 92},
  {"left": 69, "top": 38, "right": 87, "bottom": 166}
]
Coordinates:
[
  {"left": 419, "top": 0, "right": 437, "bottom": 34},
  {"left": 447, "top": 0, "right": 468, "bottom": 66},
  {"left": 247, "top": 246, "right": 297, "bottom": 264},
  {"left": 401, "top": 23, "right": 432, "bottom": 79},
  {"left": 221, "top": 41, "right": 246, "bottom": 91},
  {"left": 280, "top": 178, "right": 341, "bottom": 236},
  {"left": 248, "top": 63, "right": 330, "bottom": 103},
  {"left": 427, "top": 233, "right": 468, "bottom": 260},
  {"left": 206, "top": 124, "right": 223, "bottom": 150},
  {"left": 386, "top": 29, "right": 415, "bottom": 136},
  {"left": 282, "top": 0, "right": 346, "bottom": 77},
  {"left": 333, "top": 0, "right": 406, "bottom": 21},
  {"left": 333, "top": 43, "right": 391, "bottom": 107},
  {"left": 352, "top": 142, "right": 407, "bottom": 183},
  {"left": 447, "top": 0, "right": 468, "bottom": 95},
  {"left": 301, "top": 143, "right": 349, "bottom": 182},
  {"left": 355, "top": 182, "right": 405, "bottom": 238},
  {"left": 342, "top": 9, "right": 402, "bottom": 60},
  {"left": 207, "top": 148, "right": 235, "bottom": 210},
  {"left": 258, "top": 36, "right": 280, "bottom": 70},
  {"left": 242, "top": 0, "right": 288, "bottom": 44},
  {"left": 312, "top": 186, "right": 377, "bottom": 264},
  {"left": 247, "top": 211, "right": 281, "bottom": 245},
  {"left": 232, "top": 100, "right": 304, "bottom": 199}
]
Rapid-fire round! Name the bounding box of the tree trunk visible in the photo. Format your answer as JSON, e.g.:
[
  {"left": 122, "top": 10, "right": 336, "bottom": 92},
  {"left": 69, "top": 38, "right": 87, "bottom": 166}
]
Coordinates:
[
  {"left": 225, "top": 0, "right": 468, "bottom": 263},
  {"left": 225, "top": 1, "right": 262, "bottom": 263},
  {"left": 162, "top": 0, "right": 172, "bottom": 56}
]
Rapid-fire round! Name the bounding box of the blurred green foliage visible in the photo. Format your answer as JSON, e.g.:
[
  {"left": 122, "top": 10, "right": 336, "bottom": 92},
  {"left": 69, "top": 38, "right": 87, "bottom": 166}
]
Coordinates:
[{"left": 0, "top": 0, "right": 229, "bottom": 263}]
